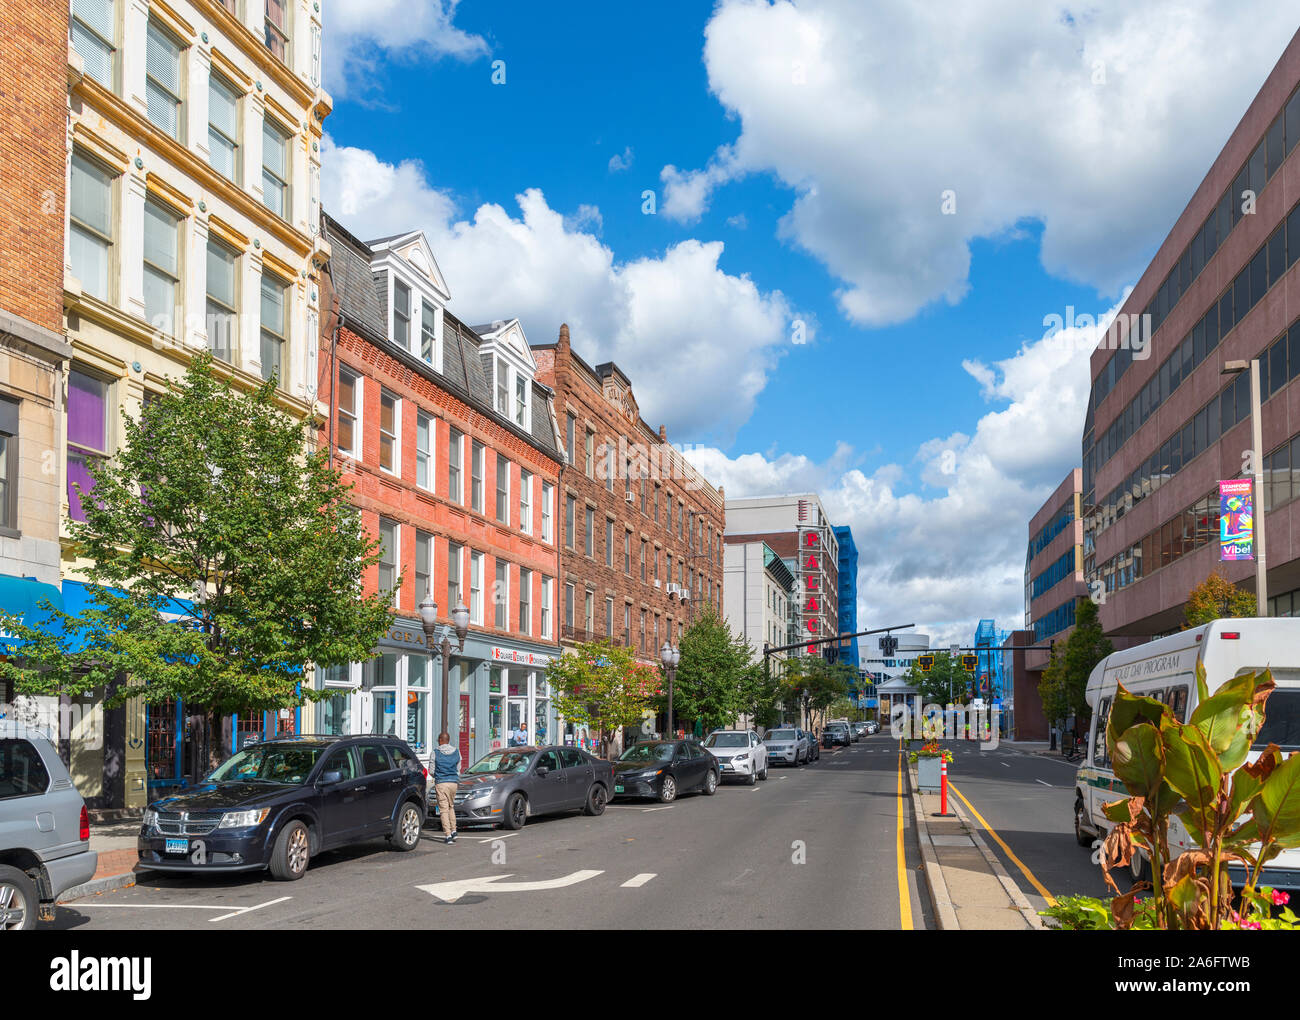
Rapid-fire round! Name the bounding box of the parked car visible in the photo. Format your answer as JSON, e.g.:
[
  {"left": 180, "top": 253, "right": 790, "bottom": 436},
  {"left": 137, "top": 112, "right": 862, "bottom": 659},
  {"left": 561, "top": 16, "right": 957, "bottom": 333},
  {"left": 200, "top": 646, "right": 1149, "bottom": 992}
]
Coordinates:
[
  {"left": 764, "top": 727, "right": 805, "bottom": 766},
  {"left": 804, "top": 731, "right": 820, "bottom": 762},
  {"left": 824, "top": 722, "right": 852, "bottom": 747},
  {"left": 865, "top": 720, "right": 880, "bottom": 735},
  {"left": 437, "top": 745, "right": 614, "bottom": 829},
  {"left": 137, "top": 734, "right": 427, "bottom": 882},
  {"left": 852, "top": 722, "right": 869, "bottom": 739},
  {"left": 703, "top": 730, "right": 768, "bottom": 784},
  {"left": 0, "top": 722, "right": 98, "bottom": 930},
  {"left": 612, "top": 740, "right": 719, "bottom": 802}
]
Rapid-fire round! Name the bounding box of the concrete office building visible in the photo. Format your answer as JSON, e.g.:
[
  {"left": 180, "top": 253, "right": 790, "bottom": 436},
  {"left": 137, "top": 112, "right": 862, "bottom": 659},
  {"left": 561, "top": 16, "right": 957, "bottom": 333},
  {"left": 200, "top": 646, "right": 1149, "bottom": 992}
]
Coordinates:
[{"left": 1083, "top": 30, "right": 1300, "bottom": 637}]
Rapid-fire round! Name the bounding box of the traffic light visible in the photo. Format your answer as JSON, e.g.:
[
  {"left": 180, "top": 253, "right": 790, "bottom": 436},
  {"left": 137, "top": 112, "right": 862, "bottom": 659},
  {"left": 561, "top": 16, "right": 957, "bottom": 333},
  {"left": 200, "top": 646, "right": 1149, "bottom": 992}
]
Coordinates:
[
  {"left": 961, "top": 654, "right": 978, "bottom": 673},
  {"left": 918, "top": 654, "right": 935, "bottom": 673}
]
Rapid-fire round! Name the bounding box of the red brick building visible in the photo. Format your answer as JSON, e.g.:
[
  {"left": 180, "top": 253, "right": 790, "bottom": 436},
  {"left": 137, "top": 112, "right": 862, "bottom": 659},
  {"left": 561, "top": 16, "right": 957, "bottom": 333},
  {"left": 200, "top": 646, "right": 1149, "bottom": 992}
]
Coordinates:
[
  {"left": 532, "top": 328, "right": 726, "bottom": 738},
  {"left": 317, "top": 214, "right": 563, "bottom": 765}
]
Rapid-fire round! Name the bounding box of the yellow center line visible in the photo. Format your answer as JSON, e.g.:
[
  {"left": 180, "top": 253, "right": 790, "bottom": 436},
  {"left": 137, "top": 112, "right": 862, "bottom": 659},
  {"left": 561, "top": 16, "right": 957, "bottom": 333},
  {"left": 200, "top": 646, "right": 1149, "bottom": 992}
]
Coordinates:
[
  {"left": 948, "top": 781, "right": 1057, "bottom": 907},
  {"left": 896, "top": 742, "right": 913, "bottom": 930}
]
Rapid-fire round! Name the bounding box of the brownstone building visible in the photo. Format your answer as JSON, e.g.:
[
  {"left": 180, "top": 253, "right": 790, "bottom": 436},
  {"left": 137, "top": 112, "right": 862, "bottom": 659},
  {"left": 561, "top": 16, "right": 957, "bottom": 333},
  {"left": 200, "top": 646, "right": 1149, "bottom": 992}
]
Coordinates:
[{"left": 532, "top": 326, "right": 726, "bottom": 697}]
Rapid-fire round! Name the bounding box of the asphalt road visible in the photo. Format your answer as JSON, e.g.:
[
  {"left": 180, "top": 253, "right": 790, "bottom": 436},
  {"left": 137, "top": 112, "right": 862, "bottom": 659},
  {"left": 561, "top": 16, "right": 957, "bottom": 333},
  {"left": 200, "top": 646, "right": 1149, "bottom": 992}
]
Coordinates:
[
  {"left": 941, "top": 739, "right": 1114, "bottom": 912},
  {"left": 52, "top": 736, "right": 932, "bottom": 930}
]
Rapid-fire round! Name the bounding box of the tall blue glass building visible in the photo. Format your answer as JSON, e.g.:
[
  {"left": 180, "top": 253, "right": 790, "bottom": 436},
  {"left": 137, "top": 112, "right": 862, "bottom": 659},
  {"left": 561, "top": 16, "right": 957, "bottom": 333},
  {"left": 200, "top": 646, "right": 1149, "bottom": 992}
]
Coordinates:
[{"left": 833, "top": 525, "right": 859, "bottom": 670}]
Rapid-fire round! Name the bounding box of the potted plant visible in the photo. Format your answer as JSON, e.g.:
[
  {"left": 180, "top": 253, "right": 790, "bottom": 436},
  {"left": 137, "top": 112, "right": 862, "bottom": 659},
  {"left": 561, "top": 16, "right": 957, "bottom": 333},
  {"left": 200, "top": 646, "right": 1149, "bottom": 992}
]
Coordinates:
[{"left": 909, "top": 741, "right": 952, "bottom": 792}]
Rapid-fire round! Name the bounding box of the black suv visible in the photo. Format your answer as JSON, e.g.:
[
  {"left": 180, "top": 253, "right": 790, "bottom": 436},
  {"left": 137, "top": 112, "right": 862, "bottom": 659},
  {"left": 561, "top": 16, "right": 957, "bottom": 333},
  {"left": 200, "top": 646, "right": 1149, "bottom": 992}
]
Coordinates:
[{"left": 138, "top": 735, "right": 427, "bottom": 881}]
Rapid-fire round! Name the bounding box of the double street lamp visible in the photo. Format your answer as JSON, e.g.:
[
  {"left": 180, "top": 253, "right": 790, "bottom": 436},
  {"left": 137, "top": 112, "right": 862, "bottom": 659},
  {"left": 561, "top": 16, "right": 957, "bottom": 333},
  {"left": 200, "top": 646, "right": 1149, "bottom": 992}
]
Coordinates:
[
  {"left": 660, "top": 641, "right": 681, "bottom": 738},
  {"left": 418, "top": 591, "right": 470, "bottom": 751}
]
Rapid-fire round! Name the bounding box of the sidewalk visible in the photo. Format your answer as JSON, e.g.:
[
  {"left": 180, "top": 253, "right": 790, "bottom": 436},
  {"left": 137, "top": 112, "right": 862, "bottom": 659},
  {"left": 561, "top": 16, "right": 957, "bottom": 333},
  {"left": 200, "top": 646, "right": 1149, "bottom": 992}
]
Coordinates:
[
  {"left": 908, "top": 761, "right": 1042, "bottom": 930},
  {"left": 60, "top": 819, "right": 150, "bottom": 904}
]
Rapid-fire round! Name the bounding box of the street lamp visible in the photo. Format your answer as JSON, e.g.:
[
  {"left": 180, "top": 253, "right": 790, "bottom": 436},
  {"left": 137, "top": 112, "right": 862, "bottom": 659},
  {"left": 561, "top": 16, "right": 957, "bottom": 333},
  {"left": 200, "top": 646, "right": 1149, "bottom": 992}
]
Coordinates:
[
  {"left": 660, "top": 641, "right": 680, "bottom": 738},
  {"left": 419, "top": 590, "right": 470, "bottom": 753},
  {"left": 1222, "top": 358, "right": 1268, "bottom": 616}
]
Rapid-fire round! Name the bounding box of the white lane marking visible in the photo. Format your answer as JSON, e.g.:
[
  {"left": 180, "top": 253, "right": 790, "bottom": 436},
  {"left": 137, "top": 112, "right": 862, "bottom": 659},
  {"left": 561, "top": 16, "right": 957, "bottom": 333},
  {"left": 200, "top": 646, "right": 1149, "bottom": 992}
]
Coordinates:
[
  {"left": 1035, "top": 779, "right": 1053, "bottom": 787},
  {"left": 621, "top": 873, "right": 657, "bottom": 888},
  {"left": 209, "top": 896, "right": 292, "bottom": 923},
  {"left": 418, "top": 869, "right": 604, "bottom": 903},
  {"left": 71, "top": 903, "right": 232, "bottom": 910},
  {"left": 454, "top": 831, "right": 518, "bottom": 842},
  {"left": 641, "top": 806, "right": 674, "bottom": 812},
  {"left": 1001, "top": 762, "right": 1011, "bottom": 768},
  {"left": 750, "top": 786, "right": 762, "bottom": 792}
]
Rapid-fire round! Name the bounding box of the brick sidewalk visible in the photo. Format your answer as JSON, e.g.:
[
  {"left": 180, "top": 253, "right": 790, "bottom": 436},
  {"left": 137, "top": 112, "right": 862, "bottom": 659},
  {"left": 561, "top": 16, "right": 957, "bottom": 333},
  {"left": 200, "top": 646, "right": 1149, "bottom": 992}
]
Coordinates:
[{"left": 92, "top": 848, "right": 139, "bottom": 882}]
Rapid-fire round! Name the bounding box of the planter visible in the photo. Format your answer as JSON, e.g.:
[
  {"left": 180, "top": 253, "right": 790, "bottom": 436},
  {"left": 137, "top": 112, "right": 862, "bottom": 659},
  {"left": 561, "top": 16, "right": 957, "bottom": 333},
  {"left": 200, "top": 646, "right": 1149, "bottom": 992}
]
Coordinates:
[{"left": 917, "top": 756, "right": 944, "bottom": 792}]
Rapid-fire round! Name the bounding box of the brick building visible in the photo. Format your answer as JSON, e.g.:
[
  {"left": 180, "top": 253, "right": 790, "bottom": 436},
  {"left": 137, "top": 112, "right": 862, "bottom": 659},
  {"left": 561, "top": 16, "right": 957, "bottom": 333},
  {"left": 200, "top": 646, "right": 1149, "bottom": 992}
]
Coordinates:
[
  {"left": 532, "top": 327, "right": 726, "bottom": 736},
  {"left": 318, "top": 214, "right": 563, "bottom": 766}
]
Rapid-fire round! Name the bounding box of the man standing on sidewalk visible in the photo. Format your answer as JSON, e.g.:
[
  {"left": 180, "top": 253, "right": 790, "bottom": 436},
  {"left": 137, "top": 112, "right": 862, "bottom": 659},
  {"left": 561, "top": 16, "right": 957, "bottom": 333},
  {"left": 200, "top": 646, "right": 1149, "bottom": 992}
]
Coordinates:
[{"left": 433, "top": 732, "right": 461, "bottom": 845}]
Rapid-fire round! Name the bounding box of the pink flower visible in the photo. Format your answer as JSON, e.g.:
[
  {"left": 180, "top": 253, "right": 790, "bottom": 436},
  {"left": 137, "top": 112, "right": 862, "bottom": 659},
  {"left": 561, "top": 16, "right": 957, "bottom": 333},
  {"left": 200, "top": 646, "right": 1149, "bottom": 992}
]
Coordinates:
[
  {"left": 1272, "top": 889, "right": 1290, "bottom": 906},
  {"left": 1243, "top": 920, "right": 1262, "bottom": 930},
  {"left": 1230, "top": 910, "right": 1243, "bottom": 923}
]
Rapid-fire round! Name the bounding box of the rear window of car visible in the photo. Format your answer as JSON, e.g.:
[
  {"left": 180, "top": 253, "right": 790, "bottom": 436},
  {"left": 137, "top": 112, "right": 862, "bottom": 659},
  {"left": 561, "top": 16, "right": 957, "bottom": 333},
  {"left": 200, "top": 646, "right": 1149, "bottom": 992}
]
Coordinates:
[
  {"left": 388, "top": 744, "right": 419, "bottom": 772},
  {"left": 767, "top": 730, "right": 795, "bottom": 741},
  {"left": 0, "top": 739, "right": 51, "bottom": 799},
  {"left": 358, "top": 744, "right": 395, "bottom": 775}
]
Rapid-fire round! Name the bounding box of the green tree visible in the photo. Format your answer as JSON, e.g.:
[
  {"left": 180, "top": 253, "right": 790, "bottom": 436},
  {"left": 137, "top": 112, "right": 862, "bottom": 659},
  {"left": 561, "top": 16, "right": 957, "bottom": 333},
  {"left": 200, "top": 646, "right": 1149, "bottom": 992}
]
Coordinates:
[
  {"left": 779, "top": 656, "right": 853, "bottom": 731},
  {"left": 1183, "top": 570, "right": 1257, "bottom": 628},
  {"left": 548, "top": 639, "right": 660, "bottom": 757},
  {"left": 1041, "top": 597, "right": 1112, "bottom": 733},
  {"left": 904, "top": 652, "right": 972, "bottom": 707},
  {"left": 669, "top": 608, "right": 754, "bottom": 732},
  {"left": 1037, "top": 641, "right": 1070, "bottom": 729},
  {"left": 0, "top": 354, "right": 392, "bottom": 766}
]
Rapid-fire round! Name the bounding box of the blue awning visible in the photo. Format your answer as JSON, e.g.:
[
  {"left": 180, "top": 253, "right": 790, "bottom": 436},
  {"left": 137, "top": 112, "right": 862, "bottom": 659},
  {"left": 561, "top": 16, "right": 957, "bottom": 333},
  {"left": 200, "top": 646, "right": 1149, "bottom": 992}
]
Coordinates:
[{"left": 0, "top": 574, "right": 64, "bottom": 654}]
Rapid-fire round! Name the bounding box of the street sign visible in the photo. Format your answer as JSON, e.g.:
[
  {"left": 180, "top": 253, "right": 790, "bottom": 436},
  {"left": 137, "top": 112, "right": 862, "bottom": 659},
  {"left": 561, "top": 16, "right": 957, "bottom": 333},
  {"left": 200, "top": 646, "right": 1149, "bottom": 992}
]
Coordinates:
[{"left": 918, "top": 654, "right": 935, "bottom": 673}]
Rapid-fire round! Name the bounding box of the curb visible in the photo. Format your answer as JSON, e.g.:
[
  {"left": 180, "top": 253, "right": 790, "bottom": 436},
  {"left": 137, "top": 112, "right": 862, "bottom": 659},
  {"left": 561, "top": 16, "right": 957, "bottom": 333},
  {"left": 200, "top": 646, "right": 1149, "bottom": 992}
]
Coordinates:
[
  {"left": 906, "top": 761, "right": 960, "bottom": 930},
  {"left": 58, "top": 868, "right": 154, "bottom": 904},
  {"left": 946, "top": 796, "right": 1044, "bottom": 930}
]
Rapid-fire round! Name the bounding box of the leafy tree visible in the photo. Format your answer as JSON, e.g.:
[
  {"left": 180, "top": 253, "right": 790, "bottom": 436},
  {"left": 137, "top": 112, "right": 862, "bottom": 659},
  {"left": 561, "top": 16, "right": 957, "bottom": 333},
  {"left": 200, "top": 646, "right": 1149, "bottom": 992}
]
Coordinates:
[
  {"left": 548, "top": 639, "right": 660, "bottom": 757},
  {"left": 1040, "top": 597, "right": 1112, "bottom": 734},
  {"left": 1184, "top": 570, "right": 1256, "bottom": 628},
  {"left": 779, "top": 656, "right": 853, "bottom": 732},
  {"left": 668, "top": 608, "right": 754, "bottom": 732},
  {"left": 1037, "top": 641, "right": 1070, "bottom": 730},
  {"left": 0, "top": 354, "right": 392, "bottom": 766},
  {"left": 904, "top": 652, "right": 972, "bottom": 707}
]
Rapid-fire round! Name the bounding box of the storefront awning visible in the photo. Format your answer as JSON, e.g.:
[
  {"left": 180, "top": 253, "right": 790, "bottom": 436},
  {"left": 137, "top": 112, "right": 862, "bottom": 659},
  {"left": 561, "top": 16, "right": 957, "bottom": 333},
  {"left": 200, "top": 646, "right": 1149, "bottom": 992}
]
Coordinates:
[{"left": 0, "top": 574, "right": 64, "bottom": 654}]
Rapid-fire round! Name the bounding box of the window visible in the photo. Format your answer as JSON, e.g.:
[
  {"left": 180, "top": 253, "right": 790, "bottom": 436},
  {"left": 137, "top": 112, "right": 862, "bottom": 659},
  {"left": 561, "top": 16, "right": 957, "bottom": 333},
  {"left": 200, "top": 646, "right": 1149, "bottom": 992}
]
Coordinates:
[
  {"left": 520, "top": 469, "right": 532, "bottom": 535},
  {"left": 262, "top": 118, "right": 290, "bottom": 219},
  {"left": 584, "top": 591, "right": 594, "bottom": 634},
  {"left": 70, "top": 153, "right": 113, "bottom": 301},
  {"left": 259, "top": 272, "right": 288, "bottom": 384},
  {"left": 416, "top": 412, "right": 433, "bottom": 490},
  {"left": 143, "top": 199, "right": 181, "bottom": 336},
  {"left": 624, "top": 603, "right": 631, "bottom": 645},
  {"left": 447, "top": 542, "right": 462, "bottom": 609},
  {"left": 377, "top": 391, "right": 398, "bottom": 473},
  {"left": 496, "top": 358, "right": 509, "bottom": 416},
  {"left": 496, "top": 455, "right": 510, "bottom": 525},
  {"left": 584, "top": 506, "right": 594, "bottom": 557},
  {"left": 448, "top": 428, "right": 463, "bottom": 505},
  {"left": 393, "top": 280, "right": 410, "bottom": 349},
  {"left": 415, "top": 530, "right": 433, "bottom": 602},
  {"left": 640, "top": 540, "right": 647, "bottom": 581},
  {"left": 584, "top": 429, "right": 594, "bottom": 477},
  {"left": 145, "top": 21, "right": 183, "bottom": 140},
  {"left": 336, "top": 368, "right": 360, "bottom": 458},
  {"left": 515, "top": 375, "right": 527, "bottom": 427},
  {"left": 566, "top": 412, "right": 576, "bottom": 466},
  {"left": 606, "top": 518, "right": 614, "bottom": 567},
  {"left": 494, "top": 559, "right": 508, "bottom": 630},
  {"left": 564, "top": 582, "right": 575, "bottom": 630},
  {"left": 205, "top": 74, "right": 241, "bottom": 182},
  {"left": 0, "top": 739, "right": 51, "bottom": 799},
  {"left": 265, "top": 0, "right": 289, "bottom": 62},
  {"left": 470, "top": 551, "right": 484, "bottom": 625},
  {"left": 541, "top": 482, "right": 553, "bottom": 542},
  {"left": 565, "top": 494, "right": 576, "bottom": 548},
  {"left": 378, "top": 519, "right": 398, "bottom": 606},
  {"left": 624, "top": 530, "right": 631, "bottom": 573},
  {"left": 605, "top": 596, "right": 614, "bottom": 637},
  {"left": 518, "top": 568, "right": 532, "bottom": 635},
  {"left": 639, "top": 609, "right": 646, "bottom": 652},
  {"left": 72, "top": 0, "right": 116, "bottom": 89},
  {"left": 205, "top": 239, "right": 238, "bottom": 363},
  {"left": 541, "top": 576, "right": 553, "bottom": 638},
  {"left": 654, "top": 484, "right": 659, "bottom": 523},
  {"left": 471, "top": 440, "right": 484, "bottom": 512},
  {"left": 420, "top": 303, "right": 437, "bottom": 363},
  {"left": 0, "top": 402, "right": 15, "bottom": 531},
  {"left": 602, "top": 441, "right": 615, "bottom": 491}
]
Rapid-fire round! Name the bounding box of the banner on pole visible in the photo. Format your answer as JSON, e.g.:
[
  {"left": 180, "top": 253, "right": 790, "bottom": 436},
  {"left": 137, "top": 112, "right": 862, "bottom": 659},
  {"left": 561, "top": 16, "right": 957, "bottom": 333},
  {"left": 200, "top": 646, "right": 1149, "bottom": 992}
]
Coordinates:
[{"left": 1219, "top": 479, "right": 1255, "bottom": 561}]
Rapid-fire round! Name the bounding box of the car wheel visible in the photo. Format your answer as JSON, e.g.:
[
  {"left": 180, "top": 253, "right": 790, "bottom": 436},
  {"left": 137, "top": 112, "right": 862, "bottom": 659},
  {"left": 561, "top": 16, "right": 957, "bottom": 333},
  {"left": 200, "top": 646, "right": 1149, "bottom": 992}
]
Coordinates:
[
  {"left": 658, "top": 774, "right": 678, "bottom": 803},
  {"left": 583, "top": 784, "right": 608, "bottom": 816},
  {"left": 503, "top": 792, "right": 528, "bottom": 830},
  {"left": 759, "top": 762, "right": 769, "bottom": 781},
  {"left": 0, "top": 865, "right": 37, "bottom": 931},
  {"left": 1074, "top": 798, "right": 1093, "bottom": 848},
  {"left": 1130, "top": 847, "right": 1151, "bottom": 883},
  {"left": 390, "top": 802, "right": 422, "bottom": 852},
  {"left": 703, "top": 769, "right": 718, "bottom": 796},
  {"left": 269, "top": 820, "right": 311, "bottom": 881},
  {"left": 745, "top": 766, "right": 757, "bottom": 786}
]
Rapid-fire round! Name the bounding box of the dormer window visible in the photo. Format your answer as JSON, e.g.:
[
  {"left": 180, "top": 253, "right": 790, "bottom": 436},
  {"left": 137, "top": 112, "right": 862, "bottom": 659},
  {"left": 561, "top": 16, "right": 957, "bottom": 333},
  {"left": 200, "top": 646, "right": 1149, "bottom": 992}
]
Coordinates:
[
  {"left": 393, "top": 279, "right": 411, "bottom": 349},
  {"left": 420, "top": 303, "right": 437, "bottom": 363},
  {"left": 494, "top": 357, "right": 508, "bottom": 415},
  {"left": 515, "top": 375, "right": 527, "bottom": 427}
]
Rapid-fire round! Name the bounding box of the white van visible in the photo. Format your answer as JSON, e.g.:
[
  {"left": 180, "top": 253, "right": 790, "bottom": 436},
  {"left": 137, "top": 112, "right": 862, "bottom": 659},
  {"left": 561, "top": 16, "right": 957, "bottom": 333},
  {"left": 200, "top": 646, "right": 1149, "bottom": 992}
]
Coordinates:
[{"left": 1073, "top": 618, "right": 1300, "bottom": 888}]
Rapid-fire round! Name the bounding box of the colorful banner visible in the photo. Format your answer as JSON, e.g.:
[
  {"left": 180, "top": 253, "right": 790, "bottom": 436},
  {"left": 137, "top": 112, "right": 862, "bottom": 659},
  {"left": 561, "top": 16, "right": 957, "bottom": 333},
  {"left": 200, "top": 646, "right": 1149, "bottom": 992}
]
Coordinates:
[{"left": 1219, "top": 479, "right": 1255, "bottom": 561}]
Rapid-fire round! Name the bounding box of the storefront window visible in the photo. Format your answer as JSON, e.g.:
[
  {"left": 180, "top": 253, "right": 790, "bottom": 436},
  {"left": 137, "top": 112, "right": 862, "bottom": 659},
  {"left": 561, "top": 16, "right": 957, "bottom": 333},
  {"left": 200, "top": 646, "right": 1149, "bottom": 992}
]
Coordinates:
[
  {"left": 407, "top": 654, "right": 429, "bottom": 752},
  {"left": 534, "top": 694, "right": 549, "bottom": 746},
  {"left": 366, "top": 653, "right": 399, "bottom": 737}
]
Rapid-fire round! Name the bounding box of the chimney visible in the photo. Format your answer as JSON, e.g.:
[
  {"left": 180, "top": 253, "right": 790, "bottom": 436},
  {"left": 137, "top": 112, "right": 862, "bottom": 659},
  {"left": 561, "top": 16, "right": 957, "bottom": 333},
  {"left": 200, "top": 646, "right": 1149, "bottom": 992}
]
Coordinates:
[
  {"left": 558, "top": 323, "right": 570, "bottom": 354},
  {"left": 658, "top": 424, "right": 667, "bottom": 443}
]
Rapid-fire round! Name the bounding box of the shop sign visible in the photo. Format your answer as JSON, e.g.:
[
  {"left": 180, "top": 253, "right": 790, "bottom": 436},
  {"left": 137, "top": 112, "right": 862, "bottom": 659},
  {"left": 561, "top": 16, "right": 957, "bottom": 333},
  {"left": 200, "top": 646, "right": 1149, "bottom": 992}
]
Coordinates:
[{"left": 490, "top": 646, "right": 554, "bottom": 667}]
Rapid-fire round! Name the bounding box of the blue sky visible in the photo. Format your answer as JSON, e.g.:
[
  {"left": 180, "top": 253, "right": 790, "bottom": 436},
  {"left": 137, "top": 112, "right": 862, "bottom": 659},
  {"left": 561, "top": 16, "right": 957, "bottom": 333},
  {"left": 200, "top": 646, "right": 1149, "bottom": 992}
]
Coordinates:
[{"left": 321, "top": 0, "right": 1298, "bottom": 643}]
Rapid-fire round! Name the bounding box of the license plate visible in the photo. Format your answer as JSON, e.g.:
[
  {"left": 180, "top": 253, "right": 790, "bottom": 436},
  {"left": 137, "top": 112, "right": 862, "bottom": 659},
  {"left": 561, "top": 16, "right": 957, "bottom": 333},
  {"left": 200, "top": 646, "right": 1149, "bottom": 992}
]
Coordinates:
[
  {"left": 721, "top": 764, "right": 733, "bottom": 771},
  {"left": 615, "top": 785, "right": 624, "bottom": 793},
  {"left": 164, "top": 838, "right": 188, "bottom": 855}
]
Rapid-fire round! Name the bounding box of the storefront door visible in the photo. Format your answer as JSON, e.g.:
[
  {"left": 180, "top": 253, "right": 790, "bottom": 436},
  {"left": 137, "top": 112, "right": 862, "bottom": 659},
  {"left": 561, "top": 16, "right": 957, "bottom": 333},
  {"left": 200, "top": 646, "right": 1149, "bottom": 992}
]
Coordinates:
[{"left": 459, "top": 694, "right": 470, "bottom": 762}]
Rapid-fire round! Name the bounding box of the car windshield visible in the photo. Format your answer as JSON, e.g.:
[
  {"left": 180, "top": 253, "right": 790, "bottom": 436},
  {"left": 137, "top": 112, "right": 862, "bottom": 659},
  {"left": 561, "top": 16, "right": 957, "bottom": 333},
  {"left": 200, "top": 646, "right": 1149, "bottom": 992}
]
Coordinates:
[
  {"left": 705, "top": 733, "right": 747, "bottom": 748},
  {"left": 1252, "top": 687, "right": 1300, "bottom": 750},
  {"left": 467, "top": 751, "right": 533, "bottom": 775},
  {"left": 767, "top": 729, "right": 796, "bottom": 741},
  {"left": 209, "top": 744, "right": 325, "bottom": 785},
  {"left": 619, "top": 743, "right": 674, "bottom": 763}
]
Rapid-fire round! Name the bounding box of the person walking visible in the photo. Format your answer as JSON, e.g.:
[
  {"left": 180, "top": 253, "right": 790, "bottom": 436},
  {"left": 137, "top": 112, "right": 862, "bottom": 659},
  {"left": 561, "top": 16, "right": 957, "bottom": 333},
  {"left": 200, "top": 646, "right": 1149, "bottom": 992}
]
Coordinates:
[{"left": 433, "top": 731, "right": 461, "bottom": 845}]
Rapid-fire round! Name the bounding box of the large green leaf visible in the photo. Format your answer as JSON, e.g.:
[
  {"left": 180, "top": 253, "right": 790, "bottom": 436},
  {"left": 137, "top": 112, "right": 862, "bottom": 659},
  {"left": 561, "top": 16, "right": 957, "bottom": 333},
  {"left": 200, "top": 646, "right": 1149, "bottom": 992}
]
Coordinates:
[
  {"left": 1108, "top": 685, "right": 1169, "bottom": 750},
  {"left": 1163, "top": 725, "right": 1222, "bottom": 836},
  {"left": 1249, "top": 753, "right": 1300, "bottom": 853},
  {"left": 1112, "top": 722, "right": 1165, "bottom": 802},
  {"left": 1191, "top": 672, "right": 1263, "bottom": 771}
]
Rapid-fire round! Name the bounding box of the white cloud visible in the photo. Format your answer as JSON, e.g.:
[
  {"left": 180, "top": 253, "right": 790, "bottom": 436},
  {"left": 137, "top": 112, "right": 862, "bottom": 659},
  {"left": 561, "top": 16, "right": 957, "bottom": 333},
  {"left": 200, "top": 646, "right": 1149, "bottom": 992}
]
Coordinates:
[
  {"left": 665, "top": 0, "right": 1296, "bottom": 326},
  {"left": 325, "top": 0, "right": 488, "bottom": 101},
  {"left": 685, "top": 304, "right": 1116, "bottom": 644},
  {"left": 608, "top": 147, "right": 634, "bottom": 173},
  {"left": 321, "top": 137, "right": 797, "bottom": 441}
]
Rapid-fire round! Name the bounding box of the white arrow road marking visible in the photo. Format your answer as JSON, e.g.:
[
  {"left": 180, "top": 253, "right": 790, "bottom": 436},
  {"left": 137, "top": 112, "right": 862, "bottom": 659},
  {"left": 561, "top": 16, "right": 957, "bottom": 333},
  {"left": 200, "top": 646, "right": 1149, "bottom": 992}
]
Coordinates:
[
  {"left": 210, "top": 896, "right": 292, "bottom": 923},
  {"left": 621, "top": 873, "right": 656, "bottom": 888},
  {"left": 417, "top": 869, "right": 604, "bottom": 903}
]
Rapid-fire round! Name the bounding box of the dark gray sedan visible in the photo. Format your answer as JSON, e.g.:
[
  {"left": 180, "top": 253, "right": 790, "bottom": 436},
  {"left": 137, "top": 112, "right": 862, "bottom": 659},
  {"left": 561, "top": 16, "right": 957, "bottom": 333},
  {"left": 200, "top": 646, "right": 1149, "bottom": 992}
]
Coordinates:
[{"left": 432, "top": 746, "right": 615, "bottom": 830}]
